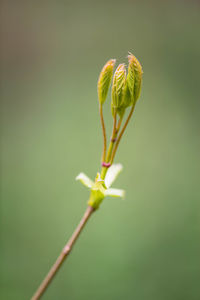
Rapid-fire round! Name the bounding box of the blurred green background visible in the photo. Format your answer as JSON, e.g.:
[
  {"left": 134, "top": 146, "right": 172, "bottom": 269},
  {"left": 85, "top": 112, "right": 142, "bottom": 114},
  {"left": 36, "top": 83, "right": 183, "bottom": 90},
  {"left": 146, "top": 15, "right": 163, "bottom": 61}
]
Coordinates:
[{"left": 1, "top": 0, "right": 200, "bottom": 299}]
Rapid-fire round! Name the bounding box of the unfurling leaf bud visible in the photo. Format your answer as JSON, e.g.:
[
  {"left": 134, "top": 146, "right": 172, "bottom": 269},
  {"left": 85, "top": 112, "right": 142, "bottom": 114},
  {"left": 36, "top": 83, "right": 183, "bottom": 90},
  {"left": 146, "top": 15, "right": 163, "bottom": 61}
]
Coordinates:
[
  {"left": 127, "top": 52, "right": 143, "bottom": 104},
  {"left": 111, "top": 64, "right": 126, "bottom": 116},
  {"left": 98, "top": 59, "right": 116, "bottom": 105}
]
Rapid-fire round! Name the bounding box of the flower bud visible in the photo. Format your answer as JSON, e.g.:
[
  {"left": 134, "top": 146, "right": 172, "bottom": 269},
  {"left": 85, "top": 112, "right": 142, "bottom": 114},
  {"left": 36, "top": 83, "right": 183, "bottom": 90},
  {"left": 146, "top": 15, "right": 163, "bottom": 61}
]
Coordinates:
[
  {"left": 128, "top": 52, "right": 143, "bottom": 103},
  {"left": 98, "top": 59, "right": 116, "bottom": 105},
  {"left": 111, "top": 64, "right": 126, "bottom": 115}
]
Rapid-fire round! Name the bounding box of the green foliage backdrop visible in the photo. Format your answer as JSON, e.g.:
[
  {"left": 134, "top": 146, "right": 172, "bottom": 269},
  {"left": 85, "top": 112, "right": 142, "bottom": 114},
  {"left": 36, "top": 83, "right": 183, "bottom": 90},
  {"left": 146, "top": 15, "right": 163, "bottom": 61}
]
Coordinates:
[{"left": 1, "top": 1, "right": 200, "bottom": 299}]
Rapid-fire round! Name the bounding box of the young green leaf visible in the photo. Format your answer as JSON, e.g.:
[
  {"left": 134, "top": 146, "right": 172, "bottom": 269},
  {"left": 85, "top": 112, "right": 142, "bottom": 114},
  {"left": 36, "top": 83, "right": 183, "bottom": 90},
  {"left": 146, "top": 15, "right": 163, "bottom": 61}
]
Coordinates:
[
  {"left": 98, "top": 59, "right": 116, "bottom": 105},
  {"left": 128, "top": 52, "right": 143, "bottom": 103},
  {"left": 111, "top": 64, "right": 126, "bottom": 116}
]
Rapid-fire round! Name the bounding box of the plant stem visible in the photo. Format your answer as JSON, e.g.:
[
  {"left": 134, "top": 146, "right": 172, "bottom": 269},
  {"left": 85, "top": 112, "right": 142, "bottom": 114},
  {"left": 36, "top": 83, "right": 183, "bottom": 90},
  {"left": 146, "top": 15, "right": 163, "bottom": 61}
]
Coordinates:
[
  {"left": 99, "top": 104, "right": 107, "bottom": 162},
  {"left": 31, "top": 205, "right": 94, "bottom": 300},
  {"left": 100, "top": 111, "right": 117, "bottom": 179},
  {"left": 110, "top": 104, "right": 135, "bottom": 164},
  {"left": 116, "top": 117, "right": 123, "bottom": 134}
]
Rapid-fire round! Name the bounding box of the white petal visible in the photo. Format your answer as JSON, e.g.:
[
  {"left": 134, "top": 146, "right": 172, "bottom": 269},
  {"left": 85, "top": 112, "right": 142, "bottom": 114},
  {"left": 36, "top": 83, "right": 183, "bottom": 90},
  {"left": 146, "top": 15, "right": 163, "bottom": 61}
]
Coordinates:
[
  {"left": 104, "top": 163, "right": 123, "bottom": 188},
  {"left": 105, "top": 188, "right": 125, "bottom": 198},
  {"left": 76, "top": 173, "right": 94, "bottom": 188}
]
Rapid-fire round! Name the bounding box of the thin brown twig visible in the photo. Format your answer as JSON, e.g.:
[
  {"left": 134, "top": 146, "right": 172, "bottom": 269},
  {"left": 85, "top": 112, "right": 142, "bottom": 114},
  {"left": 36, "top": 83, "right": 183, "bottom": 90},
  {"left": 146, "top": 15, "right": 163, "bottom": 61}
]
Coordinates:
[
  {"left": 99, "top": 104, "right": 107, "bottom": 162},
  {"left": 31, "top": 206, "right": 94, "bottom": 300},
  {"left": 110, "top": 104, "right": 135, "bottom": 164}
]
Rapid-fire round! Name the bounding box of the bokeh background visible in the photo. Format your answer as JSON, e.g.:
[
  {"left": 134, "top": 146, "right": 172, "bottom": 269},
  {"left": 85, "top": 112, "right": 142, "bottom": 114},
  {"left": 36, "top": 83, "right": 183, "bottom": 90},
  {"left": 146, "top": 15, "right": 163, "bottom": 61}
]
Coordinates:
[{"left": 1, "top": 1, "right": 200, "bottom": 299}]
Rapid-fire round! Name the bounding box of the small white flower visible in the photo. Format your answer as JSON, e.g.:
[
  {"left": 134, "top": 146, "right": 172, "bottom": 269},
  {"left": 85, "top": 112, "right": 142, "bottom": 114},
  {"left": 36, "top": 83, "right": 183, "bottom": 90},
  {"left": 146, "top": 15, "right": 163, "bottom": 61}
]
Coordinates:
[{"left": 76, "top": 163, "right": 125, "bottom": 208}]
